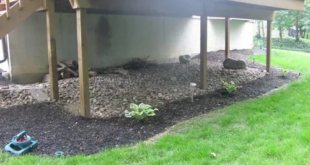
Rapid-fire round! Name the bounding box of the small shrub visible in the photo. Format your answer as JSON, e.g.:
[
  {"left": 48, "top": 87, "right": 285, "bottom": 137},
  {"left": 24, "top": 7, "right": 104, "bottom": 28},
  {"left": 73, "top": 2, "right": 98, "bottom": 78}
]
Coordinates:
[
  {"left": 124, "top": 103, "right": 158, "bottom": 120},
  {"left": 252, "top": 56, "right": 256, "bottom": 63},
  {"left": 281, "top": 68, "right": 288, "bottom": 77},
  {"left": 255, "top": 37, "right": 310, "bottom": 52},
  {"left": 222, "top": 81, "right": 238, "bottom": 94}
]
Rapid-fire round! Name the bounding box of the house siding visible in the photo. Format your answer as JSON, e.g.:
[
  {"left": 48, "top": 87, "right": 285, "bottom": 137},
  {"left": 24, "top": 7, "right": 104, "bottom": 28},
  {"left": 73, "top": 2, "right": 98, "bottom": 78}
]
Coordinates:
[{"left": 7, "top": 13, "right": 254, "bottom": 84}]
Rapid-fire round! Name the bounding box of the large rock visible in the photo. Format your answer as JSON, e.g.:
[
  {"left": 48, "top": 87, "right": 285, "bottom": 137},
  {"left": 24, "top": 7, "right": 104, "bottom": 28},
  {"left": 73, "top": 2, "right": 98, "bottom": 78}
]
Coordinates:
[
  {"left": 179, "top": 55, "right": 191, "bottom": 64},
  {"left": 223, "top": 57, "right": 247, "bottom": 69}
]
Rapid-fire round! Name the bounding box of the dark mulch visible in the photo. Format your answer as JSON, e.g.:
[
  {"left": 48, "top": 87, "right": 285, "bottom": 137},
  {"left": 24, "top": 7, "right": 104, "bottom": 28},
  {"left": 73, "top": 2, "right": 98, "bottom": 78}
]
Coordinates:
[{"left": 0, "top": 50, "right": 300, "bottom": 156}]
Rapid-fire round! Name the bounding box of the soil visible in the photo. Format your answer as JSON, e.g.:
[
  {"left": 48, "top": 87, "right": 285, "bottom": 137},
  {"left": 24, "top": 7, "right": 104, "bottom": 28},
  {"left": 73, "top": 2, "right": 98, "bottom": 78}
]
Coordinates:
[{"left": 0, "top": 49, "right": 300, "bottom": 156}]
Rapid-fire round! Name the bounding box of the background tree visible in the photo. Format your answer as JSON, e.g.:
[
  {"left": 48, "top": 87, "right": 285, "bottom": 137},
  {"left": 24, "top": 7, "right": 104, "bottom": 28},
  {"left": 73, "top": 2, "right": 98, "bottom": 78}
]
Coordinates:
[
  {"left": 273, "top": 10, "right": 294, "bottom": 44},
  {"left": 273, "top": 0, "right": 310, "bottom": 42}
]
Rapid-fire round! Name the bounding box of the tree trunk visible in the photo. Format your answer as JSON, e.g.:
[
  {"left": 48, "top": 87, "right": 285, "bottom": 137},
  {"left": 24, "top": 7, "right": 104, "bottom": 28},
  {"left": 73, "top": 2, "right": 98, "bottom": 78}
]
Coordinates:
[
  {"left": 295, "top": 17, "right": 300, "bottom": 41},
  {"left": 261, "top": 21, "right": 265, "bottom": 46},
  {"left": 279, "top": 26, "right": 283, "bottom": 47},
  {"left": 257, "top": 21, "right": 261, "bottom": 38}
]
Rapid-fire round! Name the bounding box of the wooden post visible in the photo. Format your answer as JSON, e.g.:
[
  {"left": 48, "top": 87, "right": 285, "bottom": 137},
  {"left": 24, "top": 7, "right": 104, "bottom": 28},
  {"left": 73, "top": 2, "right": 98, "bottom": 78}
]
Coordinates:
[
  {"left": 266, "top": 20, "right": 272, "bottom": 72},
  {"left": 5, "top": 0, "right": 10, "bottom": 18},
  {"left": 76, "top": 9, "right": 91, "bottom": 118},
  {"left": 19, "top": 0, "right": 24, "bottom": 10},
  {"left": 46, "top": 0, "right": 59, "bottom": 100},
  {"left": 200, "top": 14, "right": 208, "bottom": 90},
  {"left": 225, "top": 17, "right": 230, "bottom": 59}
]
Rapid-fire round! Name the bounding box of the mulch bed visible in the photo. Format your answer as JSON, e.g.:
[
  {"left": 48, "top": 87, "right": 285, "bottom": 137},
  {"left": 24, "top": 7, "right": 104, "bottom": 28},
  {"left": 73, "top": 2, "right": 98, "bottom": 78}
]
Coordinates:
[{"left": 0, "top": 50, "right": 300, "bottom": 156}]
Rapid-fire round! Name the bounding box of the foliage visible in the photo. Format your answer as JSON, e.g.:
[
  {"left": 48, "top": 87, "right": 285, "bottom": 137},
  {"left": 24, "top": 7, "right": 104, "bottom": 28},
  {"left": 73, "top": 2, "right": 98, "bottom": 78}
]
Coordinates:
[
  {"left": 272, "top": 38, "right": 310, "bottom": 50},
  {"left": 254, "top": 37, "right": 310, "bottom": 52},
  {"left": 124, "top": 103, "right": 158, "bottom": 120},
  {"left": 222, "top": 81, "right": 238, "bottom": 94},
  {"left": 270, "top": 0, "right": 310, "bottom": 42},
  {"left": 273, "top": 10, "right": 294, "bottom": 43},
  {"left": 281, "top": 68, "right": 288, "bottom": 77}
]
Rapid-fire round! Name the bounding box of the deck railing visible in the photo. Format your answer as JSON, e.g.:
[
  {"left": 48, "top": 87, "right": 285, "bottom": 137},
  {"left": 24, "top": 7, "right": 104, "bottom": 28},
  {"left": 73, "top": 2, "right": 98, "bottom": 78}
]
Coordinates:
[
  {"left": 5, "top": 0, "right": 10, "bottom": 18},
  {"left": 2, "top": 0, "right": 23, "bottom": 18}
]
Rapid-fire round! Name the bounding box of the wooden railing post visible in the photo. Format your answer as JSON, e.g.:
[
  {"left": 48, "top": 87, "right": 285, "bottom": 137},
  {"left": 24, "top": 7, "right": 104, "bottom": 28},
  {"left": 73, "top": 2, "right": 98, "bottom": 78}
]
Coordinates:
[
  {"left": 19, "top": 0, "right": 23, "bottom": 10},
  {"left": 5, "top": 0, "right": 10, "bottom": 18}
]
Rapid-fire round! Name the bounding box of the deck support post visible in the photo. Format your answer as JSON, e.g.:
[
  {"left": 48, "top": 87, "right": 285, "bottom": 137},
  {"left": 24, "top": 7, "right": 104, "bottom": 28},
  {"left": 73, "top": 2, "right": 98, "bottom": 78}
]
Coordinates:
[
  {"left": 46, "top": 0, "right": 59, "bottom": 100},
  {"left": 76, "top": 9, "right": 90, "bottom": 118},
  {"left": 200, "top": 11, "right": 208, "bottom": 90},
  {"left": 266, "top": 20, "right": 272, "bottom": 72},
  {"left": 225, "top": 17, "right": 230, "bottom": 59}
]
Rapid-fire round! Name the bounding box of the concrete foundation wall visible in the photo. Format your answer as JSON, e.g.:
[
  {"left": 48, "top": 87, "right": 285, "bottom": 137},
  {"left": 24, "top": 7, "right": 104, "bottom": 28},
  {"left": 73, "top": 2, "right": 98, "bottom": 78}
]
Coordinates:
[
  {"left": 8, "top": 13, "right": 253, "bottom": 84},
  {"left": 0, "top": 39, "right": 9, "bottom": 74}
]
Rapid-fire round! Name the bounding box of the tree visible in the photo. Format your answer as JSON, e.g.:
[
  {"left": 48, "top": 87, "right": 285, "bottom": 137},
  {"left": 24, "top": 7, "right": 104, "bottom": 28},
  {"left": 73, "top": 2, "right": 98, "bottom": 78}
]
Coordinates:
[
  {"left": 289, "top": 0, "right": 310, "bottom": 41},
  {"left": 289, "top": 10, "right": 303, "bottom": 41},
  {"left": 273, "top": 10, "right": 294, "bottom": 44},
  {"left": 273, "top": 0, "right": 310, "bottom": 42}
]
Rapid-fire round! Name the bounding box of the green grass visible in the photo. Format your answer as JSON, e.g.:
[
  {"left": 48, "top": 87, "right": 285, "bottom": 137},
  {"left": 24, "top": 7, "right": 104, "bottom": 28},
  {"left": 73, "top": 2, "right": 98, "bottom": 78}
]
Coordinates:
[
  {"left": 1, "top": 50, "right": 310, "bottom": 164},
  {"left": 249, "top": 49, "right": 310, "bottom": 75}
]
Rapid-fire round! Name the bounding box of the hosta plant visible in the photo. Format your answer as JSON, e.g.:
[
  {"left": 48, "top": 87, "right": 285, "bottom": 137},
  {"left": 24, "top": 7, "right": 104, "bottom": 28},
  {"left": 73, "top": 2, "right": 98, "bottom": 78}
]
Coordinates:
[
  {"left": 281, "top": 68, "right": 288, "bottom": 77},
  {"left": 125, "top": 103, "right": 158, "bottom": 120},
  {"left": 222, "top": 81, "right": 238, "bottom": 94}
]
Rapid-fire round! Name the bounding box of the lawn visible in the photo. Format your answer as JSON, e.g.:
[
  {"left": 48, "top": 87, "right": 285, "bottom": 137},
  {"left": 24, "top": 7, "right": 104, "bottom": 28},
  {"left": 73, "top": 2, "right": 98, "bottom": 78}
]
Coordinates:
[
  {"left": 1, "top": 50, "right": 310, "bottom": 164},
  {"left": 250, "top": 49, "right": 310, "bottom": 75}
]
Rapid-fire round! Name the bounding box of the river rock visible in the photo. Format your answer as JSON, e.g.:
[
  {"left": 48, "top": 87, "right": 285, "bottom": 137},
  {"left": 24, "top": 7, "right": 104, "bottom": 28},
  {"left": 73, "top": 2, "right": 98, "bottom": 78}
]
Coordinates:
[
  {"left": 179, "top": 55, "right": 191, "bottom": 64},
  {"left": 223, "top": 57, "right": 247, "bottom": 70}
]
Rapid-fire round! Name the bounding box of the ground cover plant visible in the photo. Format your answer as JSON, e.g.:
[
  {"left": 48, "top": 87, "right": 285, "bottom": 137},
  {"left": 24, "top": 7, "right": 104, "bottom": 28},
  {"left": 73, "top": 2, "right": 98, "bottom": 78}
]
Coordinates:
[
  {"left": 0, "top": 50, "right": 309, "bottom": 164},
  {"left": 124, "top": 103, "right": 158, "bottom": 120},
  {"left": 222, "top": 81, "right": 238, "bottom": 94}
]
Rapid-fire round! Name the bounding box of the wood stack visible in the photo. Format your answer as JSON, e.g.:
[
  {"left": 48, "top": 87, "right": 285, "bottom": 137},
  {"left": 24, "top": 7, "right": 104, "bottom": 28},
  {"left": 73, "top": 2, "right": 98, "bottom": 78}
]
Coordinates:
[
  {"left": 57, "top": 60, "right": 97, "bottom": 79},
  {"left": 42, "top": 60, "right": 97, "bottom": 82},
  {"left": 57, "top": 60, "right": 79, "bottom": 79}
]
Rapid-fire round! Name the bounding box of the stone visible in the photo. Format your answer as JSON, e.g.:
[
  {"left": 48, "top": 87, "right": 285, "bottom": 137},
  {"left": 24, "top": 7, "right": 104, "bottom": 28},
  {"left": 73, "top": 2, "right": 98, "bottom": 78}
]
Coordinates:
[
  {"left": 223, "top": 57, "right": 247, "bottom": 70},
  {"left": 179, "top": 55, "right": 191, "bottom": 64},
  {"left": 170, "top": 77, "right": 177, "bottom": 82},
  {"left": 29, "top": 89, "right": 49, "bottom": 102}
]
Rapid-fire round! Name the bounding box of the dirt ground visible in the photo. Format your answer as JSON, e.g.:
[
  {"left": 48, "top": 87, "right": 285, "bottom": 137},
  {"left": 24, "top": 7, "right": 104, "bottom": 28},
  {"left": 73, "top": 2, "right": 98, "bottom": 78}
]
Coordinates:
[{"left": 0, "top": 49, "right": 300, "bottom": 156}]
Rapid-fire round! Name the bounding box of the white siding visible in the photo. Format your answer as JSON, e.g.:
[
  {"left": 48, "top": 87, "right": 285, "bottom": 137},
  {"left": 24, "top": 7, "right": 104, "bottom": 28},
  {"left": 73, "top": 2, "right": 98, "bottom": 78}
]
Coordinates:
[{"left": 8, "top": 13, "right": 254, "bottom": 83}]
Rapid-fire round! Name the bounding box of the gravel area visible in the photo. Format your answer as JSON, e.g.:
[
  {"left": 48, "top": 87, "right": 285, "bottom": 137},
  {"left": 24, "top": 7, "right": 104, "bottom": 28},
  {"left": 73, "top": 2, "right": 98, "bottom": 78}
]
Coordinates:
[
  {"left": 1, "top": 50, "right": 269, "bottom": 118},
  {"left": 46, "top": 61, "right": 266, "bottom": 118},
  {"left": 0, "top": 49, "right": 300, "bottom": 156}
]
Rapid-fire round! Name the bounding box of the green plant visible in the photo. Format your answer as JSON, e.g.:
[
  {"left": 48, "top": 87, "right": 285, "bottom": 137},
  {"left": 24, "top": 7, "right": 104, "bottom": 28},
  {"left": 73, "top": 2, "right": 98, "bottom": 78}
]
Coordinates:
[
  {"left": 282, "top": 68, "right": 288, "bottom": 77},
  {"left": 252, "top": 56, "right": 256, "bottom": 63},
  {"left": 125, "top": 103, "right": 158, "bottom": 120},
  {"left": 222, "top": 81, "right": 238, "bottom": 94}
]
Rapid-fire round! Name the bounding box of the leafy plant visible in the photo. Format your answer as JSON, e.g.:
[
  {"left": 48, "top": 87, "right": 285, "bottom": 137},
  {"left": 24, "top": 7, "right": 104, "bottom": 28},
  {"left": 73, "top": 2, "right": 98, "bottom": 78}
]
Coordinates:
[
  {"left": 124, "top": 103, "right": 158, "bottom": 120},
  {"left": 222, "top": 81, "right": 238, "bottom": 94},
  {"left": 252, "top": 56, "right": 256, "bottom": 63},
  {"left": 282, "top": 68, "right": 288, "bottom": 77}
]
